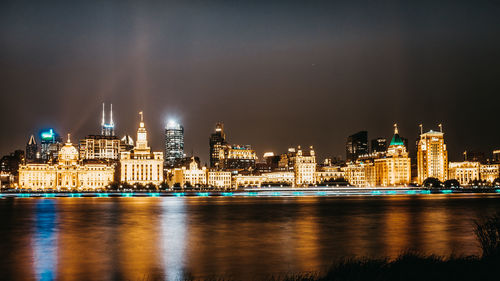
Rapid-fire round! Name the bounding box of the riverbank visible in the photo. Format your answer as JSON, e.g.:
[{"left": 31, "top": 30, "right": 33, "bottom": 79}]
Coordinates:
[{"left": 1, "top": 187, "right": 500, "bottom": 198}]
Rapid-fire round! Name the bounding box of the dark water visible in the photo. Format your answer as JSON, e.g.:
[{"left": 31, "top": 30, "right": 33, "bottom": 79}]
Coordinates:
[{"left": 1, "top": 194, "right": 500, "bottom": 281}]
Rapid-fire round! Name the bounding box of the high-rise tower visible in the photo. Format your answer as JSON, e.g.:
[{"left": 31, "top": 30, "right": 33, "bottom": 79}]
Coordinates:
[
  {"left": 164, "top": 120, "right": 184, "bottom": 167},
  {"left": 101, "top": 103, "right": 115, "bottom": 136},
  {"left": 417, "top": 124, "right": 448, "bottom": 184},
  {"left": 26, "top": 134, "right": 38, "bottom": 161},
  {"left": 346, "top": 131, "right": 368, "bottom": 162},
  {"left": 209, "top": 122, "right": 227, "bottom": 168}
]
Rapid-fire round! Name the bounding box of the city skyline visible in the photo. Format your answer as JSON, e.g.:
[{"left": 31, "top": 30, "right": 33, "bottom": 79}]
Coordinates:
[{"left": 1, "top": 0, "right": 499, "bottom": 163}]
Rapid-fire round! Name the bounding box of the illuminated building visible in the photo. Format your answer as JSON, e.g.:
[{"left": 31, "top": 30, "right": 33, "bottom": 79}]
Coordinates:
[
  {"left": 374, "top": 124, "right": 411, "bottom": 186},
  {"left": 169, "top": 157, "right": 207, "bottom": 187},
  {"left": 480, "top": 164, "right": 500, "bottom": 183},
  {"left": 493, "top": 150, "right": 500, "bottom": 163},
  {"left": 18, "top": 135, "right": 114, "bottom": 190},
  {"left": 207, "top": 170, "right": 232, "bottom": 189},
  {"left": 79, "top": 135, "right": 124, "bottom": 160},
  {"left": 219, "top": 144, "right": 257, "bottom": 170},
  {"left": 233, "top": 174, "right": 264, "bottom": 188},
  {"left": 209, "top": 122, "right": 227, "bottom": 168},
  {"left": 164, "top": 120, "right": 184, "bottom": 167},
  {"left": 371, "top": 137, "right": 387, "bottom": 153},
  {"left": 342, "top": 161, "right": 375, "bottom": 187},
  {"left": 121, "top": 134, "right": 135, "bottom": 151},
  {"left": 262, "top": 171, "right": 295, "bottom": 185},
  {"left": 120, "top": 112, "right": 164, "bottom": 185},
  {"left": 346, "top": 131, "right": 368, "bottom": 162},
  {"left": 40, "top": 129, "right": 63, "bottom": 161},
  {"left": 292, "top": 146, "right": 317, "bottom": 186},
  {"left": 449, "top": 161, "right": 480, "bottom": 186},
  {"left": 101, "top": 103, "right": 115, "bottom": 136},
  {"left": 26, "top": 135, "right": 38, "bottom": 161},
  {"left": 315, "top": 165, "right": 344, "bottom": 184},
  {"left": 417, "top": 125, "right": 449, "bottom": 184}
]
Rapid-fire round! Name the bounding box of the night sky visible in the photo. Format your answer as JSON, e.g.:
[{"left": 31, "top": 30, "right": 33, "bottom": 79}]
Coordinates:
[{"left": 1, "top": 0, "right": 499, "bottom": 163}]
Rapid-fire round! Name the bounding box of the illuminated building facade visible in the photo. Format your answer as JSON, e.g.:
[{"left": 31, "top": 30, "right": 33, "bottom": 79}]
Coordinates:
[
  {"left": 18, "top": 135, "right": 114, "bottom": 190},
  {"left": 449, "top": 161, "right": 480, "bottom": 186},
  {"left": 169, "top": 158, "right": 207, "bottom": 187},
  {"left": 315, "top": 165, "right": 345, "bottom": 183},
  {"left": 293, "top": 146, "right": 317, "bottom": 186},
  {"left": 164, "top": 121, "right": 184, "bottom": 167},
  {"left": 343, "top": 161, "right": 375, "bottom": 187},
  {"left": 262, "top": 171, "right": 295, "bottom": 185},
  {"left": 479, "top": 164, "right": 500, "bottom": 183},
  {"left": 233, "top": 175, "right": 264, "bottom": 188},
  {"left": 79, "top": 135, "right": 123, "bottom": 160},
  {"left": 346, "top": 131, "right": 368, "bottom": 162},
  {"left": 207, "top": 170, "right": 232, "bottom": 188},
  {"left": 26, "top": 135, "right": 38, "bottom": 161},
  {"left": 209, "top": 122, "right": 227, "bottom": 168},
  {"left": 417, "top": 126, "right": 449, "bottom": 184},
  {"left": 120, "top": 112, "right": 164, "bottom": 185},
  {"left": 219, "top": 144, "right": 257, "bottom": 170},
  {"left": 374, "top": 125, "right": 411, "bottom": 186},
  {"left": 101, "top": 103, "right": 115, "bottom": 136}
]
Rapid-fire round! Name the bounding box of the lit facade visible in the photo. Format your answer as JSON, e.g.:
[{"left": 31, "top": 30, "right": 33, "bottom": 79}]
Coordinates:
[
  {"left": 449, "top": 161, "right": 480, "bottom": 186},
  {"left": 18, "top": 135, "right": 114, "bottom": 190},
  {"left": 207, "top": 170, "right": 232, "bottom": 189},
  {"left": 315, "top": 166, "right": 345, "bottom": 183},
  {"left": 262, "top": 171, "right": 295, "bottom": 185},
  {"left": 120, "top": 112, "right": 164, "bottom": 185},
  {"left": 79, "top": 135, "right": 123, "bottom": 160},
  {"left": 480, "top": 164, "right": 500, "bottom": 183},
  {"left": 170, "top": 158, "right": 207, "bottom": 187},
  {"left": 233, "top": 175, "right": 264, "bottom": 188},
  {"left": 417, "top": 127, "right": 449, "bottom": 184},
  {"left": 294, "top": 146, "right": 317, "bottom": 186},
  {"left": 164, "top": 121, "right": 184, "bottom": 167},
  {"left": 219, "top": 144, "right": 257, "bottom": 170},
  {"left": 374, "top": 125, "right": 411, "bottom": 186}
]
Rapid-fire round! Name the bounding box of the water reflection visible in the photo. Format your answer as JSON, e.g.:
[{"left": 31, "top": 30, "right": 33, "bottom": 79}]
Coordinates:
[
  {"left": 161, "top": 198, "right": 187, "bottom": 281},
  {"left": 0, "top": 195, "right": 497, "bottom": 281},
  {"left": 33, "top": 200, "right": 58, "bottom": 281}
]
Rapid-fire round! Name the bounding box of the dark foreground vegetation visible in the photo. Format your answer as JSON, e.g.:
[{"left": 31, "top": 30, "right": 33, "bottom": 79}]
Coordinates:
[{"left": 174, "top": 212, "right": 500, "bottom": 281}]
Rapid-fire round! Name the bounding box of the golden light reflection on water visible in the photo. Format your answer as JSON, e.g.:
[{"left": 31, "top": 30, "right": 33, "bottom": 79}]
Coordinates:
[{"left": 0, "top": 194, "right": 498, "bottom": 281}]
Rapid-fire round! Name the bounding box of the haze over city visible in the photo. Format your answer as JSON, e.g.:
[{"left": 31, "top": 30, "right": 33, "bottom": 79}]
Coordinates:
[{"left": 1, "top": 0, "right": 499, "bottom": 162}]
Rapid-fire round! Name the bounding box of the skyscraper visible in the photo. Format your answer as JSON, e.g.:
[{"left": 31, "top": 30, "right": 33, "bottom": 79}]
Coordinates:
[
  {"left": 346, "top": 131, "right": 368, "bottom": 162},
  {"left": 417, "top": 125, "right": 449, "bottom": 184},
  {"left": 101, "top": 103, "right": 115, "bottom": 136},
  {"left": 371, "top": 137, "right": 387, "bottom": 153},
  {"left": 209, "top": 122, "right": 227, "bottom": 168},
  {"left": 40, "top": 129, "right": 62, "bottom": 161},
  {"left": 164, "top": 120, "right": 184, "bottom": 167},
  {"left": 26, "top": 134, "right": 38, "bottom": 161}
]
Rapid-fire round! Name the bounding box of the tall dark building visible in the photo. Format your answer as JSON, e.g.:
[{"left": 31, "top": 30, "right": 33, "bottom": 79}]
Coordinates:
[
  {"left": 346, "top": 131, "right": 368, "bottom": 162},
  {"left": 209, "top": 122, "right": 226, "bottom": 168},
  {"left": 0, "top": 150, "right": 24, "bottom": 175},
  {"left": 164, "top": 121, "right": 184, "bottom": 167},
  {"left": 40, "top": 129, "right": 62, "bottom": 161},
  {"left": 371, "top": 138, "right": 387, "bottom": 153},
  {"left": 26, "top": 134, "right": 38, "bottom": 161}
]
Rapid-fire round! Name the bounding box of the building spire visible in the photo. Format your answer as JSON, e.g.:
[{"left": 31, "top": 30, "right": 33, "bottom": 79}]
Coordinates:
[
  {"left": 67, "top": 133, "right": 71, "bottom": 143},
  {"left": 394, "top": 123, "right": 399, "bottom": 134},
  {"left": 102, "top": 103, "right": 105, "bottom": 126},
  {"left": 110, "top": 104, "right": 114, "bottom": 126},
  {"left": 439, "top": 123, "right": 443, "bottom": 133},
  {"left": 419, "top": 124, "right": 423, "bottom": 135}
]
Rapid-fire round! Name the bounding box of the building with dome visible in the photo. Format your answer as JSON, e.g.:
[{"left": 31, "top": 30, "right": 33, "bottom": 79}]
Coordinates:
[
  {"left": 120, "top": 112, "right": 164, "bottom": 185},
  {"left": 374, "top": 124, "right": 411, "bottom": 186},
  {"left": 18, "top": 134, "right": 115, "bottom": 190}
]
